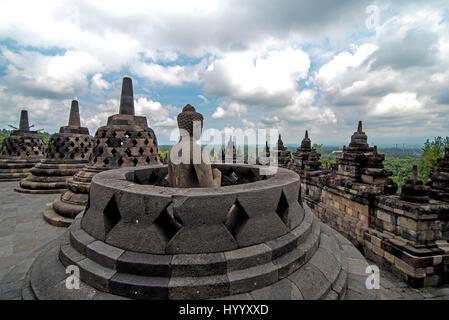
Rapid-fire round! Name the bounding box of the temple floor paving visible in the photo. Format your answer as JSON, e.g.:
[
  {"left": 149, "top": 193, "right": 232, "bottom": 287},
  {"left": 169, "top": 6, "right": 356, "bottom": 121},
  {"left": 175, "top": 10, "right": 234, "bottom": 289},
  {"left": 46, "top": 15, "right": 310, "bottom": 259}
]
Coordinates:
[{"left": 1, "top": 180, "right": 449, "bottom": 300}]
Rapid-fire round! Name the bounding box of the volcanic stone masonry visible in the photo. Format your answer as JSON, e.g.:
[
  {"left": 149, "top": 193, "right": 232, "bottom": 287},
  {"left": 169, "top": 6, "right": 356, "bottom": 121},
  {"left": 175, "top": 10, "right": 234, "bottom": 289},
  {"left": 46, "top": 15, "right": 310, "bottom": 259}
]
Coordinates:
[
  {"left": 43, "top": 77, "right": 161, "bottom": 227},
  {"left": 274, "top": 134, "right": 292, "bottom": 169},
  {"left": 24, "top": 104, "right": 376, "bottom": 300},
  {"left": 427, "top": 147, "right": 449, "bottom": 202},
  {"left": 294, "top": 122, "right": 449, "bottom": 287},
  {"left": 15, "top": 100, "right": 93, "bottom": 194},
  {"left": 0, "top": 110, "right": 45, "bottom": 181}
]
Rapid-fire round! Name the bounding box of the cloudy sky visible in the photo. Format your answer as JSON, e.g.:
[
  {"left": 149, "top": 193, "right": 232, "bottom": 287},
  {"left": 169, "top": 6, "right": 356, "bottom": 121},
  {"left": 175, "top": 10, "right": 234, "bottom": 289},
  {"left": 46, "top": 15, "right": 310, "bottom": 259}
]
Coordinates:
[{"left": 0, "top": 1, "right": 448, "bottom": 145}]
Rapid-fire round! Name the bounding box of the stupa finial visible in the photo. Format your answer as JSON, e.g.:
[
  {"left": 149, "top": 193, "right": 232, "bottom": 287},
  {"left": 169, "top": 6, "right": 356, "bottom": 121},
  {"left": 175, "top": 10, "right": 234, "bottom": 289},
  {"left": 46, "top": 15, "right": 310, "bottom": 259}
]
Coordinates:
[
  {"left": 68, "top": 100, "right": 81, "bottom": 127},
  {"left": 411, "top": 165, "right": 418, "bottom": 181},
  {"left": 19, "top": 110, "right": 30, "bottom": 131},
  {"left": 119, "top": 77, "right": 135, "bottom": 116},
  {"left": 358, "top": 120, "right": 363, "bottom": 133}
]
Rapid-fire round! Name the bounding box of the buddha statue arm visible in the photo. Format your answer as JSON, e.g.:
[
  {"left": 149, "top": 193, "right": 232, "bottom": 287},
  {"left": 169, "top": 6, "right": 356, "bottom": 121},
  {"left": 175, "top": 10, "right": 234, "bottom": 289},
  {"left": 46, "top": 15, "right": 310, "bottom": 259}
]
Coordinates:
[{"left": 193, "top": 148, "right": 221, "bottom": 187}]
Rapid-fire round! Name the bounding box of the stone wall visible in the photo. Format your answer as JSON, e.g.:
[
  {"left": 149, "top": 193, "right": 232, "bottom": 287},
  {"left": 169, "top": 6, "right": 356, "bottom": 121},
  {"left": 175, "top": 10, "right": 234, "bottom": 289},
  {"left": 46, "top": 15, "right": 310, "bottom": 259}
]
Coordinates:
[{"left": 300, "top": 173, "right": 449, "bottom": 287}]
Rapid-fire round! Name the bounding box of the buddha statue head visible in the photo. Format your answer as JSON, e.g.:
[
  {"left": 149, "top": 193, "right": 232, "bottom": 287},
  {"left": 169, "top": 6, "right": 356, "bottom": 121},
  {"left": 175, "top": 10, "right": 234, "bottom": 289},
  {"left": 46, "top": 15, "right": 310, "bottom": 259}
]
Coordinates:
[{"left": 177, "top": 104, "right": 203, "bottom": 140}]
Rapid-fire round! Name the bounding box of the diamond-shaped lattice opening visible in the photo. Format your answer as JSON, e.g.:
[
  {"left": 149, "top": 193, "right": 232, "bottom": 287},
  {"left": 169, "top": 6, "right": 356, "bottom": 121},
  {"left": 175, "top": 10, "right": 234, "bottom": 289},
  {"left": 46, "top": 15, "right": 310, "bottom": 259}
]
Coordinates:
[
  {"left": 144, "top": 139, "right": 149, "bottom": 145},
  {"left": 276, "top": 191, "right": 289, "bottom": 225},
  {"left": 81, "top": 153, "right": 85, "bottom": 159},
  {"left": 132, "top": 158, "right": 138, "bottom": 166},
  {"left": 80, "top": 142, "right": 84, "bottom": 147},
  {"left": 132, "top": 139, "right": 138, "bottom": 147},
  {"left": 118, "top": 157, "right": 124, "bottom": 166},
  {"left": 75, "top": 137, "right": 80, "bottom": 142},
  {"left": 112, "top": 131, "right": 117, "bottom": 137},
  {"left": 153, "top": 203, "right": 181, "bottom": 242},
  {"left": 137, "top": 132, "right": 143, "bottom": 137},
  {"left": 111, "top": 148, "right": 118, "bottom": 156},
  {"left": 138, "top": 147, "right": 144, "bottom": 155},
  {"left": 103, "top": 158, "right": 109, "bottom": 165},
  {"left": 103, "top": 195, "right": 121, "bottom": 235},
  {"left": 59, "top": 153, "right": 65, "bottom": 159},
  {"left": 70, "top": 153, "right": 75, "bottom": 159},
  {"left": 150, "top": 147, "right": 154, "bottom": 154},
  {"left": 145, "top": 156, "right": 151, "bottom": 164},
  {"left": 101, "top": 131, "right": 107, "bottom": 138},
  {"left": 125, "top": 148, "right": 132, "bottom": 156},
  {"left": 125, "top": 131, "right": 131, "bottom": 139},
  {"left": 70, "top": 142, "right": 75, "bottom": 147},
  {"left": 148, "top": 170, "right": 161, "bottom": 184},
  {"left": 223, "top": 200, "right": 249, "bottom": 237}
]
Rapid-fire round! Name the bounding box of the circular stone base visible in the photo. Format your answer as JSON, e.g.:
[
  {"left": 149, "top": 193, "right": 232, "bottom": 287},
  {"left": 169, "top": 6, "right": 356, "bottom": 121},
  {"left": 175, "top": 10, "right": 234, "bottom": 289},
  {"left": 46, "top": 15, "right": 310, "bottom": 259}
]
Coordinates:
[
  {"left": 0, "top": 171, "right": 30, "bottom": 181},
  {"left": 14, "top": 187, "right": 67, "bottom": 194},
  {"left": 43, "top": 209, "right": 74, "bottom": 227},
  {"left": 0, "top": 159, "right": 41, "bottom": 181},
  {"left": 25, "top": 207, "right": 378, "bottom": 300}
]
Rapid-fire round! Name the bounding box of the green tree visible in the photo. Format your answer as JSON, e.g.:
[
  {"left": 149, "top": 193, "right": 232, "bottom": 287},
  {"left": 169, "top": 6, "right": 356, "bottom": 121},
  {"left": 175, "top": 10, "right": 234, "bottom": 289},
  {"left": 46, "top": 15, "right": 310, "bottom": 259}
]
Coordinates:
[
  {"left": 418, "top": 136, "right": 449, "bottom": 183},
  {"left": 383, "top": 157, "right": 419, "bottom": 188}
]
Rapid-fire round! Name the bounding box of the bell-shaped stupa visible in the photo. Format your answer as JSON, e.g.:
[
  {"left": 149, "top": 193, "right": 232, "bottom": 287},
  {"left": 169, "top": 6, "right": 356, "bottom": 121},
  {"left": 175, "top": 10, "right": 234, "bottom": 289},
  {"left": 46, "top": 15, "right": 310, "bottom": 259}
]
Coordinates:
[
  {"left": 0, "top": 110, "right": 45, "bottom": 181},
  {"left": 15, "top": 101, "right": 93, "bottom": 194},
  {"left": 44, "top": 77, "right": 161, "bottom": 226}
]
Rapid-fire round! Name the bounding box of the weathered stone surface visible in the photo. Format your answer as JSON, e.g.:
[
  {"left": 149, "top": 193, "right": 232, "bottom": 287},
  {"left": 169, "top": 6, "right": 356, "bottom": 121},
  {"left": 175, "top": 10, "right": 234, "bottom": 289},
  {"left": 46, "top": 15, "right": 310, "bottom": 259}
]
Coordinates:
[
  {"left": 288, "top": 263, "right": 331, "bottom": 300},
  {"left": 46, "top": 77, "right": 161, "bottom": 223},
  {"left": 109, "top": 273, "right": 169, "bottom": 300},
  {"left": 167, "top": 104, "right": 222, "bottom": 188},
  {"left": 250, "top": 278, "right": 303, "bottom": 300},
  {"left": 16, "top": 100, "right": 92, "bottom": 194},
  {"left": 0, "top": 110, "right": 45, "bottom": 181},
  {"left": 116, "top": 251, "right": 172, "bottom": 277}
]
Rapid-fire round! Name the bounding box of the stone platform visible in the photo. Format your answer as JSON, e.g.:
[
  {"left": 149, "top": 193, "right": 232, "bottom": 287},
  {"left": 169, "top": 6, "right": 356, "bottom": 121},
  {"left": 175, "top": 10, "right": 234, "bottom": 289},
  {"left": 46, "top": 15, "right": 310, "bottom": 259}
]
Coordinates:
[
  {"left": 23, "top": 164, "right": 378, "bottom": 300},
  {"left": 1, "top": 181, "right": 449, "bottom": 300}
]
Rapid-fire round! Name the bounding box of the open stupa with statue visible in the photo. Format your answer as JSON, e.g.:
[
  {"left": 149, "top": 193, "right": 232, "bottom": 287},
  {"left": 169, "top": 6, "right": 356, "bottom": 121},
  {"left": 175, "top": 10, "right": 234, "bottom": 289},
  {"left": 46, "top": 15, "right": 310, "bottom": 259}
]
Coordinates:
[{"left": 24, "top": 102, "right": 376, "bottom": 300}]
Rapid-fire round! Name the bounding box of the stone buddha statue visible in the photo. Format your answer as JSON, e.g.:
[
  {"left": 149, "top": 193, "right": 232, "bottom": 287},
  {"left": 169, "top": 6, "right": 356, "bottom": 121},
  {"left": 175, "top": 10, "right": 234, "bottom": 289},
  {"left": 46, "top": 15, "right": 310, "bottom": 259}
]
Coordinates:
[{"left": 167, "top": 104, "right": 221, "bottom": 188}]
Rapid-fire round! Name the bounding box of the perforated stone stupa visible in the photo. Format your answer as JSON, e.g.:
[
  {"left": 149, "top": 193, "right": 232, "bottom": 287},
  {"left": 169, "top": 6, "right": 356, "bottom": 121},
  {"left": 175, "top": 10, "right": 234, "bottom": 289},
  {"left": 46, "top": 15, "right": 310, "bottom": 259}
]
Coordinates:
[
  {"left": 0, "top": 110, "right": 45, "bottom": 181},
  {"left": 43, "top": 77, "right": 161, "bottom": 227},
  {"left": 15, "top": 101, "right": 93, "bottom": 194}
]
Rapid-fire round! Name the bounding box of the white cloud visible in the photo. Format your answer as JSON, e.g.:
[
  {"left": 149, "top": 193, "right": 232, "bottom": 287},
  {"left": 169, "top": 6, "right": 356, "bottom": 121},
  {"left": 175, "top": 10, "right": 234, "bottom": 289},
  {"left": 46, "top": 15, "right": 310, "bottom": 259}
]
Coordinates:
[
  {"left": 90, "top": 73, "right": 111, "bottom": 95},
  {"left": 197, "top": 94, "right": 209, "bottom": 104},
  {"left": 204, "top": 47, "right": 310, "bottom": 106},
  {"left": 1, "top": 47, "right": 101, "bottom": 98},
  {"left": 134, "top": 96, "right": 178, "bottom": 128},
  {"left": 211, "top": 107, "right": 226, "bottom": 119},
  {"left": 130, "top": 61, "right": 204, "bottom": 86},
  {"left": 211, "top": 102, "right": 247, "bottom": 119},
  {"left": 373, "top": 92, "right": 422, "bottom": 115}
]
